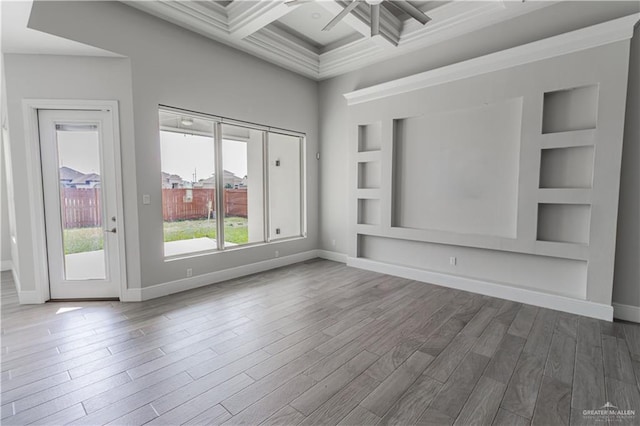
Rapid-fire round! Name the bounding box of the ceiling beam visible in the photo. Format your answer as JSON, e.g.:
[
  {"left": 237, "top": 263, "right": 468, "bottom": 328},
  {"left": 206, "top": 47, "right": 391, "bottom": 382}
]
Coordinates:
[
  {"left": 316, "top": 1, "right": 401, "bottom": 47},
  {"left": 227, "top": 1, "right": 300, "bottom": 40}
]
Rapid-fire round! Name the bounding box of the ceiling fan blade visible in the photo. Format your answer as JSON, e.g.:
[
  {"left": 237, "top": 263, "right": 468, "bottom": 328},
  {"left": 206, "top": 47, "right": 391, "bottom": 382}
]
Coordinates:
[
  {"left": 392, "top": 1, "right": 431, "bottom": 25},
  {"left": 370, "top": 3, "right": 380, "bottom": 36},
  {"left": 322, "top": 0, "right": 361, "bottom": 31}
]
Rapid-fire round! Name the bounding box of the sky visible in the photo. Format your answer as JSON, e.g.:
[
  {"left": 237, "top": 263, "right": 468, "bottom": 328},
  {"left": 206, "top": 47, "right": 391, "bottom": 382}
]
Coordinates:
[
  {"left": 160, "top": 131, "right": 248, "bottom": 181},
  {"left": 56, "top": 129, "right": 248, "bottom": 182},
  {"left": 56, "top": 131, "right": 101, "bottom": 174}
]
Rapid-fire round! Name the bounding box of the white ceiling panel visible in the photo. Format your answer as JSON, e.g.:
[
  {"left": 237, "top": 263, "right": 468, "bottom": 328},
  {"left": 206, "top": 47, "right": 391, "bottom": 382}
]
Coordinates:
[{"left": 277, "top": 2, "right": 361, "bottom": 49}]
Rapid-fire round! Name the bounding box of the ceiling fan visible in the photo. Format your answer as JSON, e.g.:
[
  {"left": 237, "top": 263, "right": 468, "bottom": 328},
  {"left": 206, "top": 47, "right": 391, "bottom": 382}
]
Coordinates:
[{"left": 285, "top": 0, "right": 431, "bottom": 37}]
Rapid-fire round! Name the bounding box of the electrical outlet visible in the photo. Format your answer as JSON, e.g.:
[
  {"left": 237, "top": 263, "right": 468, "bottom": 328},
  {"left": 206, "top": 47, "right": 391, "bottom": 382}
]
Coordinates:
[
  {"left": 142, "top": 194, "right": 150, "bottom": 205},
  {"left": 275, "top": 250, "right": 279, "bottom": 258},
  {"left": 449, "top": 257, "right": 457, "bottom": 266},
  {"left": 276, "top": 228, "right": 281, "bottom": 235},
  {"left": 186, "top": 268, "right": 193, "bottom": 277},
  {"left": 332, "top": 239, "right": 336, "bottom": 247}
]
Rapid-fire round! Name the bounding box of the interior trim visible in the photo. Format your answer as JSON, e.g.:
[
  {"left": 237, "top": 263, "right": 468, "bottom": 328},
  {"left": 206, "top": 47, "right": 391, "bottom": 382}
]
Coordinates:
[{"left": 344, "top": 13, "right": 640, "bottom": 105}]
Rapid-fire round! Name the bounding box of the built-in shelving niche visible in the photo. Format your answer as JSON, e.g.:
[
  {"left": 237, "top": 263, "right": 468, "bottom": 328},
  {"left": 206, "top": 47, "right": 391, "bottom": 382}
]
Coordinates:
[
  {"left": 537, "top": 203, "right": 591, "bottom": 244},
  {"left": 537, "top": 84, "right": 598, "bottom": 246},
  {"left": 542, "top": 85, "right": 598, "bottom": 134},
  {"left": 539, "top": 146, "right": 594, "bottom": 189},
  {"left": 357, "top": 199, "right": 380, "bottom": 226},
  {"left": 391, "top": 98, "right": 521, "bottom": 238},
  {"left": 357, "top": 161, "right": 381, "bottom": 189},
  {"left": 358, "top": 122, "right": 382, "bottom": 152}
]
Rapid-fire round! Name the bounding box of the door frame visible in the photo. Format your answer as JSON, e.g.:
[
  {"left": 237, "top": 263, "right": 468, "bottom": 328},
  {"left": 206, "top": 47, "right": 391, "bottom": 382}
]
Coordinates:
[{"left": 22, "top": 99, "right": 127, "bottom": 302}]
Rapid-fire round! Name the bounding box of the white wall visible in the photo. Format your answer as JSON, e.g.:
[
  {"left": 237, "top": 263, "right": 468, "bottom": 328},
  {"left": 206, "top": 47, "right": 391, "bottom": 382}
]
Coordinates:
[
  {"left": 319, "top": 2, "right": 640, "bottom": 311},
  {"left": 1, "top": 53, "right": 10, "bottom": 271},
  {"left": 268, "top": 132, "right": 303, "bottom": 240},
  {"left": 17, "top": 0, "right": 318, "bottom": 291},
  {"left": 3, "top": 54, "right": 137, "bottom": 294},
  {"left": 0, "top": 129, "right": 12, "bottom": 271},
  {"left": 613, "top": 24, "right": 640, "bottom": 312},
  {"left": 1, "top": 61, "right": 19, "bottom": 280}
]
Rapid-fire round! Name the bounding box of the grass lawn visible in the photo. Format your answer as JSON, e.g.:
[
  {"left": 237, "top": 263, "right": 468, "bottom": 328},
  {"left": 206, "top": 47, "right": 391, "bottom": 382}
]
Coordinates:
[
  {"left": 63, "top": 227, "right": 104, "bottom": 255},
  {"left": 163, "top": 217, "right": 248, "bottom": 245},
  {"left": 63, "top": 217, "right": 249, "bottom": 255}
]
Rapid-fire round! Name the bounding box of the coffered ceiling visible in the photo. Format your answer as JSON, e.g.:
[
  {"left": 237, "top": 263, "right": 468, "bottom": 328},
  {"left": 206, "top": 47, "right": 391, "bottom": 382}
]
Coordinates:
[{"left": 125, "top": 0, "right": 553, "bottom": 80}]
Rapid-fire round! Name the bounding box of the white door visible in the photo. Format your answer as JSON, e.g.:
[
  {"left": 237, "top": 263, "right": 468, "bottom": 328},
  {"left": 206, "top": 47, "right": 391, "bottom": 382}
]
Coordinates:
[{"left": 39, "top": 109, "right": 123, "bottom": 299}]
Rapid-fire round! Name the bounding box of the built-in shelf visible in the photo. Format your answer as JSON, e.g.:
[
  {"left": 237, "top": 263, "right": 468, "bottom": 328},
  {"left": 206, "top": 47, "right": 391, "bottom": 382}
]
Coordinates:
[
  {"left": 540, "top": 146, "right": 594, "bottom": 189},
  {"left": 357, "top": 199, "right": 380, "bottom": 226},
  {"left": 357, "top": 161, "right": 381, "bottom": 189},
  {"left": 354, "top": 224, "right": 589, "bottom": 261},
  {"left": 542, "top": 85, "right": 599, "bottom": 134},
  {"left": 537, "top": 203, "right": 591, "bottom": 244},
  {"left": 355, "top": 188, "right": 381, "bottom": 199},
  {"left": 358, "top": 122, "right": 382, "bottom": 152},
  {"left": 538, "top": 189, "right": 592, "bottom": 204},
  {"left": 356, "top": 150, "right": 381, "bottom": 163},
  {"left": 540, "top": 129, "right": 597, "bottom": 149}
]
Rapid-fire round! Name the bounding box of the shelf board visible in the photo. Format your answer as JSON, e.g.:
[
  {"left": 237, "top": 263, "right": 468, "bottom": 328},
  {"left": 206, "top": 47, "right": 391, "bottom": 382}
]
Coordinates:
[
  {"left": 540, "top": 128, "right": 597, "bottom": 149},
  {"left": 356, "top": 150, "right": 381, "bottom": 162},
  {"left": 538, "top": 188, "right": 592, "bottom": 204},
  {"left": 355, "top": 189, "right": 381, "bottom": 199}
]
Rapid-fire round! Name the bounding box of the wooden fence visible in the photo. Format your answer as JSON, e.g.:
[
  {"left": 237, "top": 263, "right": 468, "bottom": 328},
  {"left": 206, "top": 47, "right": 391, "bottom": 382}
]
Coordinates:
[
  {"left": 61, "top": 188, "right": 248, "bottom": 228},
  {"left": 61, "top": 188, "right": 102, "bottom": 228},
  {"left": 162, "top": 188, "right": 247, "bottom": 221}
]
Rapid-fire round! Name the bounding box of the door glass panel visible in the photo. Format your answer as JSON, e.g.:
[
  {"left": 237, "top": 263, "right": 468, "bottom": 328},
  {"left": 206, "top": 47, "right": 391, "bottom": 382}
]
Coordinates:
[
  {"left": 55, "top": 124, "right": 106, "bottom": 280},
  {"left": 221, "top": 124, "right": 265, "bottom": 248}
]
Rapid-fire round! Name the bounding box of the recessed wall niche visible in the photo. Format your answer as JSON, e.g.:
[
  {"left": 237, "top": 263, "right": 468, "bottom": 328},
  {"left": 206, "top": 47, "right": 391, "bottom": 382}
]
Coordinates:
[
  {"left": 539, "top": 146, "right": 594, "bottom": 188},
  {"left": 542, "top": 85, "right": 598, "bottom": 134},
  {"left": 357, "top": 199, "right": 380, "bottom": 225},
  {"left": 537, "top": 203, "right": 591, "bottom": 244},
  {"left": 392, "top": 98, "right": 522, "bottom": 238},
  {"left": 357, "top": 161, "right": 381, "bottom": 189},
  {"left": 358, "top": 122, "right": 382, "bottom": 152}
]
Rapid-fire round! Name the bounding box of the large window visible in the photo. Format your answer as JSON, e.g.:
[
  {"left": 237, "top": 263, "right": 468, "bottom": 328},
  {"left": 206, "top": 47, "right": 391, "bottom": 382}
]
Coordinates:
[{"left": 159, "top": 107, "right": 305, "bottom": 258}]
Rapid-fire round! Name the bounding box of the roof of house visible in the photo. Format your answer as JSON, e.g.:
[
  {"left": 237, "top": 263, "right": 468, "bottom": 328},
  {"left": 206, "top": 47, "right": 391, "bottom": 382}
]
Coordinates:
[
  {"left": 59, "top": 166, "right": 84, "bottom": 181},
  {"left": 71, "top": 173, "right": 101, "bottom": 184}
]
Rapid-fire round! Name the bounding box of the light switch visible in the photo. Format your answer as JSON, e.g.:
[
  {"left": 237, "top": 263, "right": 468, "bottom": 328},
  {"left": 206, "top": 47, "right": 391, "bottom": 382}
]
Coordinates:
[{"left": 142, "top": 194, "right": 151, "bottom": 205}]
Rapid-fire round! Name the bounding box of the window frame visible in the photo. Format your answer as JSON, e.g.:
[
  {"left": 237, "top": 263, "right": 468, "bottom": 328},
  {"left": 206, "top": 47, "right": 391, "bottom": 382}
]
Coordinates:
[{"left": 159, "top": 105, "right": 307, "bottom": 261}]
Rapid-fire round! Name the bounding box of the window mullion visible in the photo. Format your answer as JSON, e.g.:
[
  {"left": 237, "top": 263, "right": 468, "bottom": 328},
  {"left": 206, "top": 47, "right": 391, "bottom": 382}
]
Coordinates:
[
  {"left": 263, "top": 131, "right": 271, "bottom": 243},
  {"left": 214, "top": 121, "right": 225, "bottom": 250}
]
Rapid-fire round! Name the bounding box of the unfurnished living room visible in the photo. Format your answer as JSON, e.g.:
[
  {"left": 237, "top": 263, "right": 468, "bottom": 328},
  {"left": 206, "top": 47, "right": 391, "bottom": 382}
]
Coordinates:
[{"left": 1, "top": 0, "right": 639, "bottom": 425}]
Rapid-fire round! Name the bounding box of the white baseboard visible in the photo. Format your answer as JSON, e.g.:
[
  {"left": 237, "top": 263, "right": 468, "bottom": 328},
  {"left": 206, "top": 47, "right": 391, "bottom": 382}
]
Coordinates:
[
  {"left": 18, "top": 291, "right": 43, "bottom": 304},
  {"left": 134, "top": 250, "right": 321, "bottom": 301},
  {"left": 120, "top": 288, "right": 143, "bottom": 302},
  {"left": 1, "top": 260, "right": 13, "bottom": 271},
  {"left": 317, "top": 250, "right": 348, "bottom": 263},
  {"left": 12, "top": 268, "right": 45, "bottom": 304},
  {"left": 348, "top": 257, "right": 614, "bottom": 321},
  {"left": 613, "top": 303, "right": 640, "bottom": 323}
]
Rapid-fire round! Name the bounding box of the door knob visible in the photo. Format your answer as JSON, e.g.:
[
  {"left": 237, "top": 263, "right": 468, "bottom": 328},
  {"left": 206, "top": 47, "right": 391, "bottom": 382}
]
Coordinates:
[{"left": 105, "top": 228, "right": 117, "bottom": 234}]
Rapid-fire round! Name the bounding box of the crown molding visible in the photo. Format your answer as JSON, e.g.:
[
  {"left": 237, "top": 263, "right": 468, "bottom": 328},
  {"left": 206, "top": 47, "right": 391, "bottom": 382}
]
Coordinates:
[
  {"left": 126, "top": 0, "right": 561, "bottom": 81},
  {"left": 344, "top": 13, "right": 640, "bottom": 105},
  {"left": 247, "top": 27, "right": 320, "bottom": 75}
]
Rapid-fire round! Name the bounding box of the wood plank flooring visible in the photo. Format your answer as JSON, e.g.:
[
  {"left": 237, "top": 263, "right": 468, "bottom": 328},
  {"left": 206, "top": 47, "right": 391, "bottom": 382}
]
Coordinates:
[{"left": 1, "top": 260, "right": 639, "bottom": 425}]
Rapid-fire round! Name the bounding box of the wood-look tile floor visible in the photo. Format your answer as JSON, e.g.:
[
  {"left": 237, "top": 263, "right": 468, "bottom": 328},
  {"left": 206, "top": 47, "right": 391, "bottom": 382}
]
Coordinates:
[{"left": 1, "top": 260, "right": 639, "bottom": 426}]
